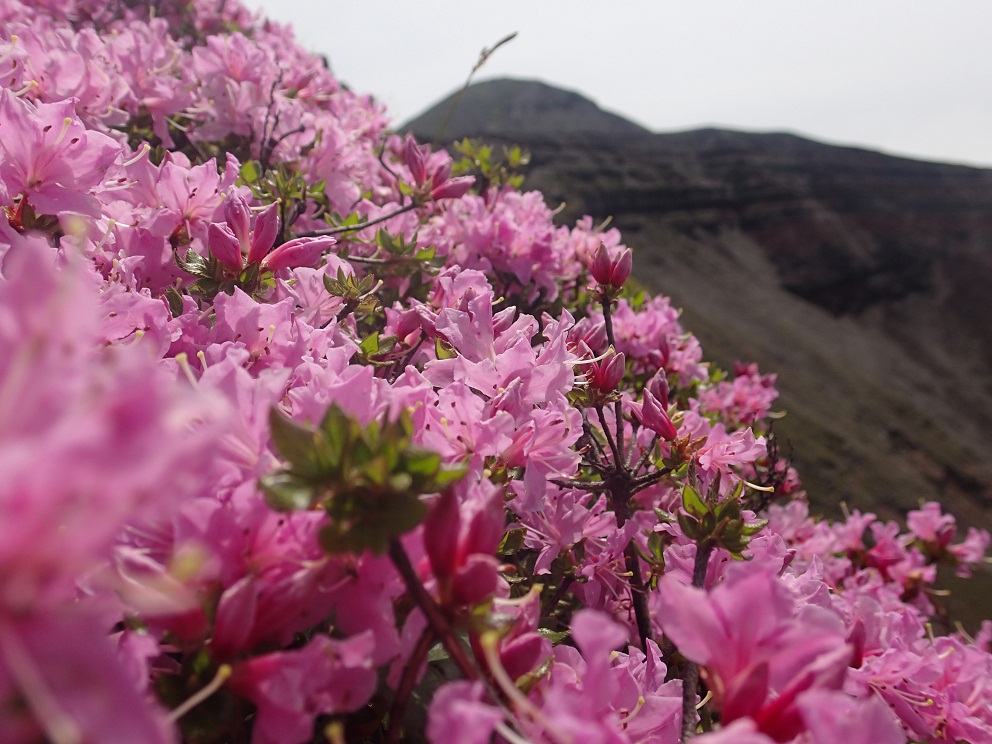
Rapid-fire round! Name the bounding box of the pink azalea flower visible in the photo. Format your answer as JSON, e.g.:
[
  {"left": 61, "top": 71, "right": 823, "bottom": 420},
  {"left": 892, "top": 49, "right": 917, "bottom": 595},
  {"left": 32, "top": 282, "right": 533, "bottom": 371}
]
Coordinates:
[
  {"left": 0, "top": 91, "right": 120, "bottom": 216},
  {"left": 230, "top": 632, "right": 378, "bottom": 744},
  {"left": 658, "top": 569, "right": 852, "bottom": 740}
]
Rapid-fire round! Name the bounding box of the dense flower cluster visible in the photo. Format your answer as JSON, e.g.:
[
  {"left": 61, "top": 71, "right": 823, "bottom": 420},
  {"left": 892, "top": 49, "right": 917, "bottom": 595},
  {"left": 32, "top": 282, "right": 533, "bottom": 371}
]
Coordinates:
[{"left": 1, "top": 2, "right": 989, "bottom": 743}]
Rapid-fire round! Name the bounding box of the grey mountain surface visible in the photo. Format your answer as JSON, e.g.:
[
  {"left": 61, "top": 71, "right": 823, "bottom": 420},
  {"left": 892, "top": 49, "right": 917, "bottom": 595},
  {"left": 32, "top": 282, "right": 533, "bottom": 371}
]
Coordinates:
[{"left": 404, "top": 78, "right": 992, "bottom": 538}]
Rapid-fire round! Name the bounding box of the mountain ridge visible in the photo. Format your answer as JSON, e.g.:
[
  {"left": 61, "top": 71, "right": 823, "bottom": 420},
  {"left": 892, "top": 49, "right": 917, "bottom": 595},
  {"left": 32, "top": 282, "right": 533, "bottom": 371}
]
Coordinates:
[{"left": 404, "top": 78, "right": 992, "bottom": 530}]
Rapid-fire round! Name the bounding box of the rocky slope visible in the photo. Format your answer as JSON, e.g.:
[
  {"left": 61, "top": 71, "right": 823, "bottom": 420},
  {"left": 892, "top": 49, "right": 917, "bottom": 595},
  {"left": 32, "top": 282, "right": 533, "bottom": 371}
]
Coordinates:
[{"left": 404, "top": 78, "right": 992, "bottom": 533}]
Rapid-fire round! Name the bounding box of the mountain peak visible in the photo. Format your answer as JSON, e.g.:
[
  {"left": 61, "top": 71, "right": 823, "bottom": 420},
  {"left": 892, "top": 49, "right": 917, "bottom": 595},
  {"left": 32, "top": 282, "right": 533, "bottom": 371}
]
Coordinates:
[{"left": 402, "top": 77, "right": 651, "bottom": 143}]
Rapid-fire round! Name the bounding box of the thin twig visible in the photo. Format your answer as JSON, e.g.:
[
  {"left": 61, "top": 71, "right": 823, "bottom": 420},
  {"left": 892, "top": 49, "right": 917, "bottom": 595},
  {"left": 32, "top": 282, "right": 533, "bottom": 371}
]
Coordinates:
[
  {"left": 297, "top": 202, "right": 418, "bottom": 237},
  {"left": 632, "top": 433, "right": 661, "bottom": 476},
  {"left": 432, "top": 32, "right": 518, "bottom": 145},
  {"left": 681, "top": 542, "right": 714, "bottom": 740},
  {"left": 387, "top": 538, "right": 478, "bottom": 681},
  {"left": 594, "top": 404, "right": 621, "bottom": 468},
  {"left": 386, "top": 625, "right": 436, "bottom": 744}
]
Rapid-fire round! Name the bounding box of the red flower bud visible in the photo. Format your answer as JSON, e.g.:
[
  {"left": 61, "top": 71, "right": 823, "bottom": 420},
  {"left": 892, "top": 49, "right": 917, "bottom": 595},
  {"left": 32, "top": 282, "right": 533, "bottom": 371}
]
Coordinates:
[
  {"left": 424, "top": 489, "right": 461, "bottom": 582},
  {"left": 589, "top": 244, "right": 632, "bottom": 289},
  {"left": 403, "top": 136, "right": 428, "bottom": 186},
  {"left": 591, "top": 351, "right": 625, "bottom": 393},
  {"left": 611, "top": 247, "right": 632, "bottom": 287},
  {"left": 634, "top": 388, "right": 678, "bottom": 440},
  {"left": 247, "top": 201, "right": 280, "bottom": 265},
  {"left": 589, "top": 243, "right": 613, "bottom": 285},
  {"left": 208, "top": 222, "right": 243, "bottom": 273},
  {"left": 430, "top": 175, "right": 474, "bottom": 201},
  {"left": 224, "top": 193, "right": 252, "bottom": 249},
  {"left": 260, "top": 236, "right": 335, "bottom": 272},
  {"left": 648, "top": 372, "right": 670, "bottom": 409}
]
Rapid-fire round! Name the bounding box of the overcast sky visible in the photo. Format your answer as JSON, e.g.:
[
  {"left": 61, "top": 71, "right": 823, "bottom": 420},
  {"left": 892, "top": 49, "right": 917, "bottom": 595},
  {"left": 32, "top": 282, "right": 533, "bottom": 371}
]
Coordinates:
[{"left": 245, "top": 1, "right": 992, "bottom": 167}]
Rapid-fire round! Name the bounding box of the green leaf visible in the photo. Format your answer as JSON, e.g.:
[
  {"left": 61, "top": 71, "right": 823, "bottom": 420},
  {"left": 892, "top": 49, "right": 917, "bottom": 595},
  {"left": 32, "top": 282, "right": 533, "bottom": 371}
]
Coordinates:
[
  {"left": 435, "top": 337, "right": 457, "bottom": 360},
  {"left": 260, "top": 472, "right": 315, "bottom": 512},
  {"left": 268, "top": 408, "right": 326, "bottom": 479},
  {"left": 433, "top": 465, "right": 468, "bottom": 489},
  {"left": 359, "top": 332, "right": 380, "bottom": 356},
  {"left": 240, "top": 160, "right": 261, "bottom": 184},
  {"left": 677, "top": 511, "right": 701, "bottom": 541},
  {"left": 427, "top": 642, "right": 450, "bottom": 663},
  {"left": 498, "top": 527, "right": 526, "bottom": 556},
  {"left": 741, "top": 519, "right": 768, "bottom": 537},
  {"left": 164, "top": 286, "right": 185, "bottom": 318},
  {"left": 537, "top": 627, "right": 570, "bottom": 644},
  {"left": 404, "top": 448, "right": 442, "bottom": 479},
  {"left": 700, "top": 512, "right": 716, "bottom": 537},
  {"left": 681, "top": 485, "right": 710, "bottom": 520},
  {"left": 647, "top": 531, "right": 667, "bottom": 562},
  {"left": 175, "top": 248, "right": 210, "bottom": 278}
]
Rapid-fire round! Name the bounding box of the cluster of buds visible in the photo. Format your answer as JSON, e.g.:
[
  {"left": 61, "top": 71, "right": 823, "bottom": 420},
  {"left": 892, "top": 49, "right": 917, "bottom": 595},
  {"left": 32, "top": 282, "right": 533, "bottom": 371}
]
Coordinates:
[
  {"left": 208, "top": 193, "right": 336, "bottom": 274},
  {"left": 403, "top": 136, "right": 475, "bottom": 202},
  {"left": 588, "top": 242, "right": 632, "bottom": 299}
]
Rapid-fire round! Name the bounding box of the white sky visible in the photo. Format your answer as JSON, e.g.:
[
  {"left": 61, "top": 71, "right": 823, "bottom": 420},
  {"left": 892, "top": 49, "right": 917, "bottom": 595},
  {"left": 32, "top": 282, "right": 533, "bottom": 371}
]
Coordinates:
[{"left": 245, "top": 1, "right": 992, "bottom": 167}]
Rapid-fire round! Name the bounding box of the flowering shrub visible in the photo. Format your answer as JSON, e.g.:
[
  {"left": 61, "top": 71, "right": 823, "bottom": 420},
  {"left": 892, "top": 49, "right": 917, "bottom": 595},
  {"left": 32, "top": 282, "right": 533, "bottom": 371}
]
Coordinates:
[{"left": 1, "top": 2, "right": 990, "bottom": 743}]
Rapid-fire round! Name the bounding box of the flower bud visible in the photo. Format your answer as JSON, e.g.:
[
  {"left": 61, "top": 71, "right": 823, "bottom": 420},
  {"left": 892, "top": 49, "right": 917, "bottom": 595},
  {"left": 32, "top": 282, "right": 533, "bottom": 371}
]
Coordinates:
[
  {"left": 589, "top": 243, "right": 613, "bottom": 285},
  {"left": 260, "top": 236, "right": 335, "bottom": 272},
  {"left": 611, "top": 247, "right": 632, "bottom": 287},
  {"left": 589, "top": 244, "right": 632, "bottom": 288},
  {"left": 425, "top": 489, "right": 460, "bottom": 582},
  {"left": 647, "top": 371, "right": 670, "bottom": 409},
  {"left": 430, "top": 161, "right": 451, "bottom": 188},
  {"left": 224, "top": 193, "right": 252, "bottom": 249},
  {"left": 208, "top": 222, "right": 243, "bottom": 273},
  {"left": 591, "top": 351, "right": 625, "bottom": 393},
  {"left": 403, "top": 135, "right": 428, "bottom": 186},
  {"left": 634, "top": 388, "right": 678, "bottom": 440},
  {"left": 247, "top": 201, "right": 280, "bottom": 265},
  {"left": 430, "top": 175, "right": 474, "bottom": 201}
]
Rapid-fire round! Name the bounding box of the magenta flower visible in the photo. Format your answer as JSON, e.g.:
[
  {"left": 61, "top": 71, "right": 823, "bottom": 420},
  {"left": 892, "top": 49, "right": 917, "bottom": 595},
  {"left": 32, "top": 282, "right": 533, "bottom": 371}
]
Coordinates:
[
  {"left": 658, "top": 569, "right": 852, "bottom": 740},
  {"left": 0, "top": 91, "right": 119, "bottom": 216},
  {"left": 230, "top": 632, "right": 377, "bottom": 744}
]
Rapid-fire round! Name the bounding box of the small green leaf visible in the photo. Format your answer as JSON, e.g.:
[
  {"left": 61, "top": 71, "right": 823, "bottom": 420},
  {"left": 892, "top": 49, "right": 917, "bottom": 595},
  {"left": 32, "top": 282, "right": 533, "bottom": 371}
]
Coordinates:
[
  {"left": 427, "top": 642, "right": 450, "bottom": 663},
  {"left": 681, "top": 485, "right": 710, "bottom": 520},
  {"left": 433, "top": 465, "right": 468, "bottom": 489},
  {"left": 359, "top": 332, "right": 380, "bottom": 356},
  {"left": 435, "top": 337, "right": 457, "bottom": 360},
  {"left": 741, "top": 519, "right": 768, "bottom": 537},
  {"left": 240, "top": 160, "right": 261, "bottom": 184},
  {"left": 164, "top": 286, "right": 185, "bottom": 318},
  {"left": 404, "top": 449, "right": 442, "bottom": 479},
  {"left": 268, "top": 407, "right": 326, "bottom": 479},
  {"left": 677, "top": 511, "right": 701, "bottom": 541},
  {"left": 260, "top": 472, "right": 315, "bottom": 512},
  {"left": 647, "top": 531, "right": 667, "bottom": 562},
  {"left": 498, "top": 527, "right": 526, "bottom": 556},
  {"left": 537, "top": 627, "right": 570, "bottom": 644},
  {"left": 700, "top": 512, "right": 716, "bottom": 537}
]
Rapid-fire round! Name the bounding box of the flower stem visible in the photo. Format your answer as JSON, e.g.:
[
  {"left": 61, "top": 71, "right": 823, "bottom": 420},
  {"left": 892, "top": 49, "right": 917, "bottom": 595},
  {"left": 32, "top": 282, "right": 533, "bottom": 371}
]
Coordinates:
[
  {"left": 298, "top": 202, "right": 419, "bottom": 237},
  {"left": 386, "top": 625, "right": 436, "bottom": 744},
  {"left": 681, "top": 542, "right": 714, "bottom": 740},
  {"left": 387, "top": 538, "right": 478, "bottom": 680}
]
